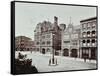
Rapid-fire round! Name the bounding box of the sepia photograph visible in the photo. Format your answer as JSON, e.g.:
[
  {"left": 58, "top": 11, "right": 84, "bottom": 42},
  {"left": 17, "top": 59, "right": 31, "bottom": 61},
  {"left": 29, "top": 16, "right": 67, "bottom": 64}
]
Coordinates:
[{"left": 11, "top": 1, "right": 97, "bottom": 75}]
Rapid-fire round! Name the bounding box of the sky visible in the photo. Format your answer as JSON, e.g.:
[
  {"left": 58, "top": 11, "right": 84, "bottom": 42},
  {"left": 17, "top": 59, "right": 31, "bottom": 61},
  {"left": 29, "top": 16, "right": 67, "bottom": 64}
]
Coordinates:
[{"left": 15, "top": 2, "right": 96, "bottom": 40}]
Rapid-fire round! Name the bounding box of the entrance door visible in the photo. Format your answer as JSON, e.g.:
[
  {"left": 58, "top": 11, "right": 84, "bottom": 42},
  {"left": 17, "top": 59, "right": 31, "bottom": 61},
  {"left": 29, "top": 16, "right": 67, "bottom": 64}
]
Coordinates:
[
  {"left": 63, "top": 49, "right": 69, "bottom": 56},
  {"left": 42, "top": 48, "right": 45, "bottom": 54},
  {"left": 71, "top": 49, "right": 77, "bottom": 57}
]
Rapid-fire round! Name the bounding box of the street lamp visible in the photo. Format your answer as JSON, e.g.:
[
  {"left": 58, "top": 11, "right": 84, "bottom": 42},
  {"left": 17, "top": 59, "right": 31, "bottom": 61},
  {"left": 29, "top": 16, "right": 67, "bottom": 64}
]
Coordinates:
[
  {"left": 49, "top": 33, "right": 57, "bottom": 66},
  {"left": 52, "top": 34, "right": 55, "bottom": 64}
]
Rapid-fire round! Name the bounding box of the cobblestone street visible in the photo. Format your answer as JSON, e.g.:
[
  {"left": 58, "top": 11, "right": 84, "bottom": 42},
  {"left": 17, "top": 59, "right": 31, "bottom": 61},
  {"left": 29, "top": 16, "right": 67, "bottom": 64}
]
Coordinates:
[{"left": 16, "top": 51, "right": 97, "bottom": 72}]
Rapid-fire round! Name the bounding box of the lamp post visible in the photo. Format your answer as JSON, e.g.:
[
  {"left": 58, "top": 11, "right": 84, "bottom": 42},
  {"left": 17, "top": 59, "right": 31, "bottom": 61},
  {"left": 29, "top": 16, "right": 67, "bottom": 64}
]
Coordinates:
[
  {"left": 49, "top": 33, "right": 57, "bottom": 66},
  {"left": 52, "top": 33, "right": 55, "bottom": 64}
]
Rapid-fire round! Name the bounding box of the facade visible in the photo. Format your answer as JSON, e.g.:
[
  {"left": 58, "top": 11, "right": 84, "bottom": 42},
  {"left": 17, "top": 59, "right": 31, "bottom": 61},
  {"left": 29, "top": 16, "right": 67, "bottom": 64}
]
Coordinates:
[
  {"left": 34, "top": 16, "right": 61, "bottom": 55},
  {"left": 15, "top": 36, "right": 35, "bottom": 51},
  {"left": 34, "top": 16, "right": 97, "bottom": 60},
  {"left": 80, "top": 17, "right": 97, "bottom": 60},
  {"left": 61, "top": 22, "right": 81, "bottom": 58}
]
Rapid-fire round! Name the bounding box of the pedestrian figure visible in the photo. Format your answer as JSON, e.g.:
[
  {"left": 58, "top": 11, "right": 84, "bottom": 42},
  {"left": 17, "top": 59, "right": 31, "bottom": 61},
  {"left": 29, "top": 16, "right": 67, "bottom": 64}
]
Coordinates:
[
  {"left": 49, "top": 59, "right": 51, "bottom": 65},
  {"left": 56, "top": 58, "right": 57, "bottom": 65},
  {"left": 84, "top": 54, "right": 87, "bottom": 62},
  {"left": 31, "top": 50, "right": 32, "bottom": 53},
  {"left": 24, "top": 54, "right": 27, "bottom": 59},
  {"left": 84, "top": 58, "right": 86, "bottom": 62}
]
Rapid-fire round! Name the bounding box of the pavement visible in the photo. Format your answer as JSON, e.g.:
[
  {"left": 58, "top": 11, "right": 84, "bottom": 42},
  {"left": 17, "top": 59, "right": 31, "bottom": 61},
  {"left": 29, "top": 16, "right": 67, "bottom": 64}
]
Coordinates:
[{"left": 15, "top": 51, "right": 97, "bottom": 72}]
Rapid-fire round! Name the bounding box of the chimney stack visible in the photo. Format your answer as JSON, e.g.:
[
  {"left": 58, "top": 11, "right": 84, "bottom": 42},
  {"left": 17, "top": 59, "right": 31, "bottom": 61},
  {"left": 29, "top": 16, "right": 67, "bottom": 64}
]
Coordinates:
[{"left": 54, "top": 16, "right": 58, "bottom": 26}]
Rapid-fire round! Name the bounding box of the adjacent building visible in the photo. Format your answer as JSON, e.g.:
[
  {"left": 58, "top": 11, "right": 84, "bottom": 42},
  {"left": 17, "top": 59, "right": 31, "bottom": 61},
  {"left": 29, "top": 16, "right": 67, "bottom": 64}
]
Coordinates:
[
  {"left": 15, "top": 16, "right": 97, "bottom": 60},
  {"left": 34, "top": 16, "right": 97, "bottom": 60},
  {"left": 61, "top": 22, "right": 81, "bottom": 58},
  {"left": 15, "top": 36, "right": 35, "bottom": 51},
  {"left": 80, "top": 17, "right": 97, "bottom": 60}
]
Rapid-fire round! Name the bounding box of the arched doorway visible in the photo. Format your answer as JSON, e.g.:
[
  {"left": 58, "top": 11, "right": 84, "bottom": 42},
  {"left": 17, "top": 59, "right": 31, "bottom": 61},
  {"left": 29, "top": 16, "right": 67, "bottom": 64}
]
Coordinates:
[
  {"left": 71, "top": 49, "right": 78, "bottom": 57},
  {"left": 63, "top": 48, "right": 69, "bottom": 56},
  {"left": 47, "top": 48, "right": 51, "bottom": 54},
  {"left": 42, "top": 48, "right": 45, "bottom": 54}
]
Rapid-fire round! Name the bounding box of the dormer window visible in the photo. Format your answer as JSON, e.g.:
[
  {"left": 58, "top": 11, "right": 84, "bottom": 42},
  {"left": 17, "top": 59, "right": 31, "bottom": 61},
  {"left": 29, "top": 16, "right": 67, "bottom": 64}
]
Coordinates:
[
  {"left": 92, "top": 21, "right": 96, "bottom": 28},
  {"left": 82, "top": 23, "right": 87, "bottom": 29},
  {"left": 87, "top": 22, "right": 91, "bottom": 29}
]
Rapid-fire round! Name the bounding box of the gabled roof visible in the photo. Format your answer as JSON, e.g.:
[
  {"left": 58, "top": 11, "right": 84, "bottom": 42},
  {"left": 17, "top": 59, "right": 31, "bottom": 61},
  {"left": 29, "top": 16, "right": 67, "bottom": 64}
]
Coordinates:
[{"left": 15, "top": 36, "right": 32, "bottom": 40}]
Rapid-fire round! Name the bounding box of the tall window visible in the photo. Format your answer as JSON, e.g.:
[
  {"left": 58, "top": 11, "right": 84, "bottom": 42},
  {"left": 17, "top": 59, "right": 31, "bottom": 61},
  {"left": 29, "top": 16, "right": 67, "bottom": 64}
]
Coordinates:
[
  {"left": 92, "top": 21, "right": 96, "bottom": 28},
  {"left": 92, "top": 30, "right": 96, "bottom": 37},
  {"left": 82, "top": 32, "right": 86, "bottom": 37},
  {"left": 47, "top": 41, "right": 51, "bottom": 45},
  {"left": 87, "top": 40, "right": 90, "bottom": 43},
  {"left": 87, "top": 22, "right": 91, "bottom": 29},
  {"left": 47, "top": 34, "right": 50, "bottom": 38},
  {"left": 82, "top": 23, "right": 87, "bottom": 29},
  {"left": 42, "top": 42, "right": 45, "bottom": 45},
  {"left": 87, "top": 31, "right": 91, "bottom": 37},
  {"left": 36, "top": 42, "right": 39, "bottom": 45},
  {"left": 82, "top": 40, "right": 86, "bottom": 46},
  {"left": 92, "top": 39, "right": 95, "bottom": 46},
  {"left": 92, "top": 39, "right": 95, "bottom": 43},
  {"left": 72, "top": 40, "right": 77, "bottom": 45},
  {"left": 83, "top": 40, "right": 85, "bottom": 43},
  {"left": 87, "top": 39, "right": 90, "bottom": 46},
  {"left": 37, "top": 48, "right": 39, "bottom": 51}
]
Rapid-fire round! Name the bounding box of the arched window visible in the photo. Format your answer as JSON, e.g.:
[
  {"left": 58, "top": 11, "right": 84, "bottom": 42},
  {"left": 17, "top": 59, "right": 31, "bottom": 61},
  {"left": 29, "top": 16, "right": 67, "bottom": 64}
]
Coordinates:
[
  {"left": 92, "top": 39, "right": 95, "bottom": 43},
  {"left": 92, "top": 21, "right": 96, "bottom": 28},
  {"left": 47, "top": 48, "right": 50, "bottom": 52},
  {"left": 82, "top": 40, "right": 85, "bottom": 43},
  {"left": 47, "top": 41, "right": 51, "bottom": 45},
  {"left": 87, "top": 22, "right": 91, "bottom": 29},
  {"left": 87, "top": 31, "right": 90, "bottom": 34},
  {"left": 87, "top": 40, "right": 90, "bottom": 43},
  {"left": 82, "top": 32, "right": 86, "bottom": 37},
  {"left": 92, "top": 30, "right": 96, "bottom": 37},
  {"left": 92, "top": 30, "right": 95, "bottom": 34}
]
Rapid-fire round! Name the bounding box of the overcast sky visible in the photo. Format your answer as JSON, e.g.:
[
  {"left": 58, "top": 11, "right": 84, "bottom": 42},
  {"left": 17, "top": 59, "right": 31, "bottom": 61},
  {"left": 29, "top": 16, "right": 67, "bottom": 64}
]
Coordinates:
[{"left": 15, "top": 2, "right": 96, "bottom": 40}]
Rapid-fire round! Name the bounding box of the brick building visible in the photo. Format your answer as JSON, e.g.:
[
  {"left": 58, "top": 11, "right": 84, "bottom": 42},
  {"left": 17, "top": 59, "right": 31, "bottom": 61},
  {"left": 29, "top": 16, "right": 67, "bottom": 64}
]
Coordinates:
[
  {"left": 34, "top": 16, "right": 61, "bottom": 55},
  {"left": 61, "top": 21, "right": 81, "bottom": 58},
  {"left": 15, "top": 36, "right": 35, "bottom": 51},
  {"left": 80, "top": 17, "right": 97, "bottom": 60}
]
